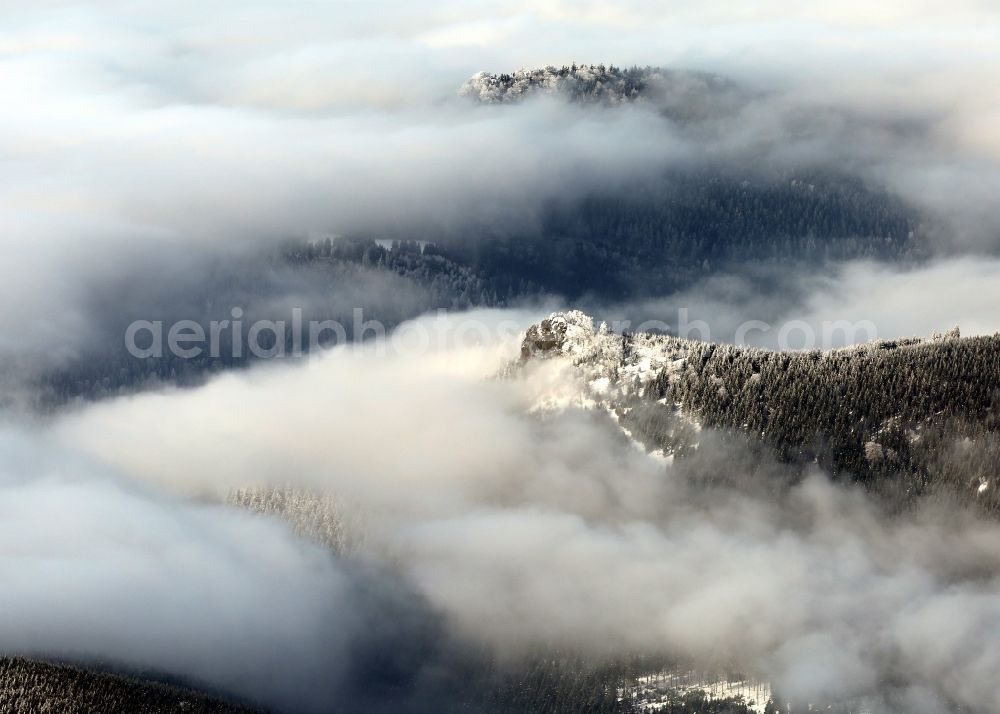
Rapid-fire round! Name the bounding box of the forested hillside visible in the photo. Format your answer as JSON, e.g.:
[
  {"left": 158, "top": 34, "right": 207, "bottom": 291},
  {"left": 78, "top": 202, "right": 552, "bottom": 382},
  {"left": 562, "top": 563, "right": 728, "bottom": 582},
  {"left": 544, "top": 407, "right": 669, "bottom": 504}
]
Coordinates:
[
  {"left": 293, "top": 168, "right": 918, "bottom": 303},
  {"left": 0, "top": 658, "right": 263, "bottom": 714},
  {"left": 422, "top": 170, "right": 918, "bottom": 300},
  {"left": 0, "top": 654, "right": 772, "bottom": 714},
  {"left": 521, "top": 312, "right": 1000, "bottom": 509}
]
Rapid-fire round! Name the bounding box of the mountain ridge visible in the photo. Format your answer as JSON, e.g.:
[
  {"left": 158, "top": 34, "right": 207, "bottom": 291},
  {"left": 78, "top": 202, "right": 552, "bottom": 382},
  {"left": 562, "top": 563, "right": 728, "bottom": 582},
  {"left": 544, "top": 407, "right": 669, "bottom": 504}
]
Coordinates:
[
  {"left": 519, "top": 311, "right": 1000, "bottom": 509},
  {"left": 459, "top": 64, "right": 747, "bottom": 117}
]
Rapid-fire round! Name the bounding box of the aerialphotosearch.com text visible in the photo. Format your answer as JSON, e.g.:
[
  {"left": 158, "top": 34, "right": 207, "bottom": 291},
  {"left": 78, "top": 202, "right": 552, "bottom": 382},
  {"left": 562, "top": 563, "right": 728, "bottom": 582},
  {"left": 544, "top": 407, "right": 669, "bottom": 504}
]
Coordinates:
[{"left": 124, "top": 307, "right": 881, "bottom": 360}]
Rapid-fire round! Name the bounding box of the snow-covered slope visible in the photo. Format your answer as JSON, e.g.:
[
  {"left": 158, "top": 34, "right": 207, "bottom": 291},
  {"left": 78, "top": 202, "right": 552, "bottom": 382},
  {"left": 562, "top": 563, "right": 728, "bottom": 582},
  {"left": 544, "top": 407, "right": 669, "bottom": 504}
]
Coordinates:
[
  {"left": 519, "top": 311, "right": 702, "bottom": 459},
  {"left": 521, "top": 310, "right": 678, "bottom": 394}
]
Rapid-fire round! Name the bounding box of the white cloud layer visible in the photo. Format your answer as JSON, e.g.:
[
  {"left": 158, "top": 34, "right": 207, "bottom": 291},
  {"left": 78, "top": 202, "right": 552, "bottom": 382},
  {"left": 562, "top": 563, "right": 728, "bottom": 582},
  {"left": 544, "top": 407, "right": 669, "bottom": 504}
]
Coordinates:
[
  {"left": 596, "top": 256, "right": 1000, "bottom": 349},
  {"left": 2, "top": 0, "right": 1000, "bottom": 367},
  {"left": 30, "top": 310, "right": 1000, "bottom": 712},
  {"left": 0, "top": 429, "right": 375, "bottom": 713},
  {"left": 3, "top": 4, "right": 1000, "bottom": 711}
]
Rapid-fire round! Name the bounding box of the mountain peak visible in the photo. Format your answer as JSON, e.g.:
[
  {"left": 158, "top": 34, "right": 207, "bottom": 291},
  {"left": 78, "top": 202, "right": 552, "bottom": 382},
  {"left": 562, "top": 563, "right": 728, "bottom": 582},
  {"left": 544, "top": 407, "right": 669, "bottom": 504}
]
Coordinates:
[{"left": 459, "top": 64, "right": 740, "bottom": 110}]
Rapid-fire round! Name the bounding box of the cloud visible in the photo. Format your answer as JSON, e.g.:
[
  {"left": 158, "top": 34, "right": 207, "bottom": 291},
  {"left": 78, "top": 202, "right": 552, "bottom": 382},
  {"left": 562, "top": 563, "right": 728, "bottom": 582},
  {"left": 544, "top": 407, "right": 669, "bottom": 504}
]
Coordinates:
[
  {"left": 33, "top": 310, "right": 1000, "bottom": 711},
  {"left": 592, "top": 255, "right": 1000, "bottom": 348},
  {"left": 4, "top": 5, "right": 1000, "bottom": 710},
  {"left": 0, "top": 427, "right": 436, "bottom": 714},
  {"left": 3, "top": 0, "right": 1000, "bottom": 382},
  {"left": 0, "top": 68, "right": 686, "bottom": 374}
]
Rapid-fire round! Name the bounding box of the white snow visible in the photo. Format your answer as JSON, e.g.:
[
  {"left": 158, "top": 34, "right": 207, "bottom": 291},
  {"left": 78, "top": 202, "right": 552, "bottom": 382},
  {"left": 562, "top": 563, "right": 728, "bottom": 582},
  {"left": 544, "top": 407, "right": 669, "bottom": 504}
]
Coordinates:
[
  {"left": 623, "top": 672, "right": 773, "bottom": 713},
  {"left": 519, "top": 312, "right": 703, "bottom": 455}
]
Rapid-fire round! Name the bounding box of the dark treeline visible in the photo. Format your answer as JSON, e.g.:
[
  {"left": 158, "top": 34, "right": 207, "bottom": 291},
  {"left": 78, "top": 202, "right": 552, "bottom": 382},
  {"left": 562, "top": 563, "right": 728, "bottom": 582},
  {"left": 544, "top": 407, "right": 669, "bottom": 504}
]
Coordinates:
[
  {"left": 0, "top": 652, "right": 758, "bottom": 714},
  {"left": 621, "top": 330, "right": 1000, "bottom": 509},
  {"left": 290, "top": 168, "right": 919, "bottom": 305},
  {"left": 0, "top": 658, "right": 264, "bottom": 714},
  {"left": 392, "top": 169, "right": 920, "bottom": 302}
]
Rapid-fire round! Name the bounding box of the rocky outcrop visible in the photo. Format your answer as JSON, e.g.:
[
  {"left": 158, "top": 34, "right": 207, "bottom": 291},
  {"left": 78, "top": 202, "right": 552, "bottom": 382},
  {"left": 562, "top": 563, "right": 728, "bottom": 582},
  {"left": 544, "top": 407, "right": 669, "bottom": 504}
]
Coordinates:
[{"left": 520, "top": 316, "right": 569, "bottom": 360}]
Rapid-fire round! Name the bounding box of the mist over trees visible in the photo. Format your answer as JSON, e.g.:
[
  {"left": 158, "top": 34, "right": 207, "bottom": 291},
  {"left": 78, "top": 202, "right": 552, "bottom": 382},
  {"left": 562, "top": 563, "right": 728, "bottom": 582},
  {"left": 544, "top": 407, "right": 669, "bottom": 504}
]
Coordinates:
[
  {"left": 460, "top": 64, "right": 749, "bottom": 121},
  {"left": 3, "top": 2, "right": 1000, "bottom": 706},
  {"left": 521, "top": 312, "right": 1000, "bottom": 511},
  {"left": 20, "top": 160, "right": 922, "bottom": 408}
]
